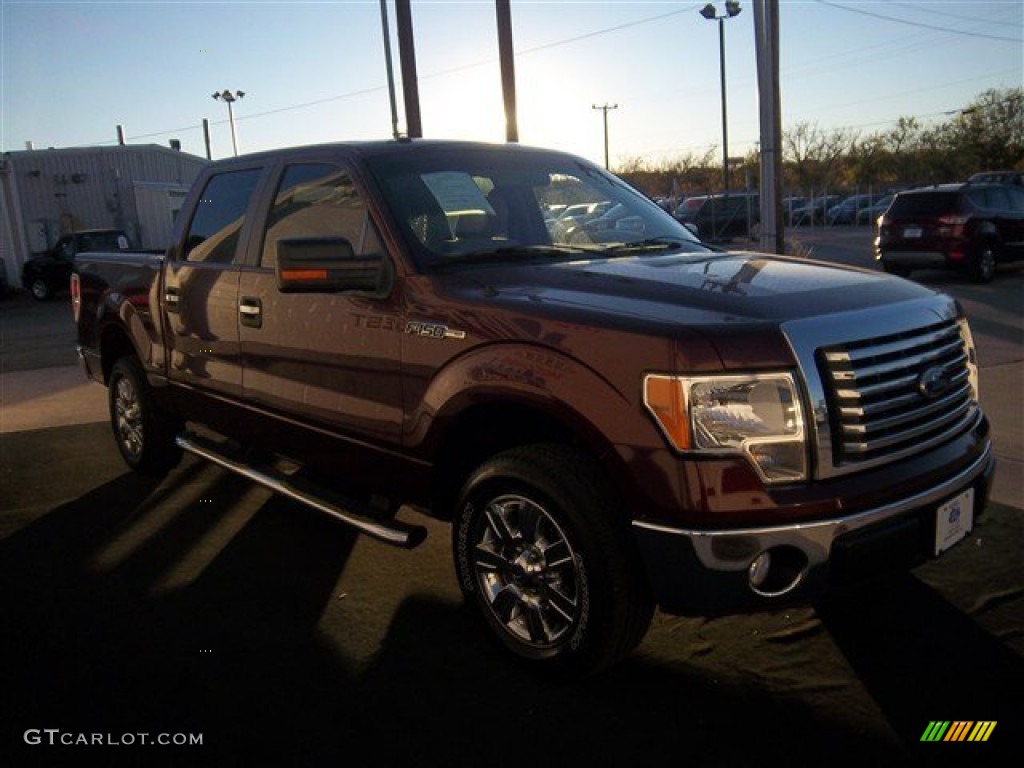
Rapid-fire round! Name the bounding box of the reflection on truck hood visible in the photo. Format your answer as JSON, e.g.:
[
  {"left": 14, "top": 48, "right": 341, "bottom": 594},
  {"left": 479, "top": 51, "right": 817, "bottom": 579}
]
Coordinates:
[{"left": 448, "top": 251, "right": 935, "bottom": 329}]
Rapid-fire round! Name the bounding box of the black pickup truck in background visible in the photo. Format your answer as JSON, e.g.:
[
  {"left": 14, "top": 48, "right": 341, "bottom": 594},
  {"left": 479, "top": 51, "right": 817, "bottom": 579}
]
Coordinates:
[
  {"left": 73, "top": 140, "right": 994, "bottom": 676},
  {"left": 23, "top": 228, "right": 132, "bottom": 300}
]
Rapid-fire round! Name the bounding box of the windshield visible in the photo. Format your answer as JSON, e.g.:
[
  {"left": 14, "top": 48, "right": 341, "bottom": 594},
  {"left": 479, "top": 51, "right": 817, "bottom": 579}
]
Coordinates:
[{"left": 364, "top": 146, "right": 708, "bottom": 269}]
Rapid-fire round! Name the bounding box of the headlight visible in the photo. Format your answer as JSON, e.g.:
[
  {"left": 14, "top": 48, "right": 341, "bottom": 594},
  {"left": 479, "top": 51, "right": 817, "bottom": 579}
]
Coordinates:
[
  {"left": 956, "top": 316, "right": 979, "bottom": 400},
  {"left": 644, "top": 373, "right": 807, "bottom": 483}
]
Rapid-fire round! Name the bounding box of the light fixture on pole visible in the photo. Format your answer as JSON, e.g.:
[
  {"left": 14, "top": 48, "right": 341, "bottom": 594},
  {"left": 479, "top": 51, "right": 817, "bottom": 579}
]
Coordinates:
[
  {"left": 212, "top": 89, "right": 245, "bottom": 157},
  {"left": 592, "top": 103, "right": 618, "bottom": 170},
  {"left": 699, "top": 1, "right": 741, "bottom": 195}
]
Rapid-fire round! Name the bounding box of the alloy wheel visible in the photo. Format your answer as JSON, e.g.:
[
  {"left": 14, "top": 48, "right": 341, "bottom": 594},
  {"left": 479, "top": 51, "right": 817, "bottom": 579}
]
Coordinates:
[
  {"left": 114, "top": 375, "right": 144, "bottom": 460},
  {"left": 470, "top": 494, "right": 581, "bottom": 648}
]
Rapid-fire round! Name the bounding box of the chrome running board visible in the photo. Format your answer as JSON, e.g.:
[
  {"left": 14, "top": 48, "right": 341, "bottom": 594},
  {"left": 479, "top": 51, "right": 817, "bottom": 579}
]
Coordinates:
[{"left": 176, "top": 432, "right": 427, "bottom": 549}]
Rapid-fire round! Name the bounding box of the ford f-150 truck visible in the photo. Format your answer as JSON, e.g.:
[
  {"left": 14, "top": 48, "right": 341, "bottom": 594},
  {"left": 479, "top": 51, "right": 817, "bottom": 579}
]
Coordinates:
[{"left": 73, "top": 140, "right": 994, "bottom": 676}]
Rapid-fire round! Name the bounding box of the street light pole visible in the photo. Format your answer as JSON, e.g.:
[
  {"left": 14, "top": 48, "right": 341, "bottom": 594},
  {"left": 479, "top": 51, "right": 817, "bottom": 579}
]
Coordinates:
[
  {"left": 212, "top": 89, "right": 245, "bottom": 157},
  {"left": 592, "top": 103, "right": 618, "bottom": 170},
  {"left": 700, "top": 2, "right": 741, "bottom": 195}
]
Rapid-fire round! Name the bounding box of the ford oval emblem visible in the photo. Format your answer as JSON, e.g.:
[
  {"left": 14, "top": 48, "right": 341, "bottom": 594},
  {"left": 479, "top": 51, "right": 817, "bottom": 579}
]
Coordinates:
[{"left": 918, "top": 366, "right": 953, "bottom": 400}]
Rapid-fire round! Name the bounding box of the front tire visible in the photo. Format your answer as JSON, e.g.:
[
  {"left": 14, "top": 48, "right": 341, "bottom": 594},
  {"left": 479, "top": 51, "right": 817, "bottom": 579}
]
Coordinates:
[
  {"left": 108, "top": 356, "right": 183, "bottom": 475},
  {"left": 453, "top": 444, "right": 653, "bottom": 677}
]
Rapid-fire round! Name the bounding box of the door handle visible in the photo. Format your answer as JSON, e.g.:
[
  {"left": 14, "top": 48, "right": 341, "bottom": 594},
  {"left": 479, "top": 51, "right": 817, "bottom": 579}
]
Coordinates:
[
  {"left": 164, "top": 285, "right": 181, "bottom": 313},
  {"left": 239, "top": 297, "right": 263, "bottom": 329}
]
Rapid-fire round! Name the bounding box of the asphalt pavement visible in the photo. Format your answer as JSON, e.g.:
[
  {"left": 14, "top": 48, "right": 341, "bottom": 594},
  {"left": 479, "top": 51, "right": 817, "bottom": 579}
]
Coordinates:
[{"left": 1, "top": 230, "right": 1021, "bottom": 766}]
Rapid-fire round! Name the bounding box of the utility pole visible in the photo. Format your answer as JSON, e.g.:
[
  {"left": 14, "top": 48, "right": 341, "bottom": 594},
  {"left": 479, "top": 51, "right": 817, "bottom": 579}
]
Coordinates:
[
  {"left": 496, "top": 0, "right": 518, "bottom": 143},
  {"left": 395, "top": 0, "right": 422, "bottom": 139},
  {"left": 379, "top": 0, "right": 401, "bottom": 139},
  {"left": 592, "top": 103, "right": 618, "bottom": 170},
  {"left": 753, "top": 0, "right": 783, "bottom": 254},
  {"left": 202, "top": 118, "right": 212, "bottom": 160}
]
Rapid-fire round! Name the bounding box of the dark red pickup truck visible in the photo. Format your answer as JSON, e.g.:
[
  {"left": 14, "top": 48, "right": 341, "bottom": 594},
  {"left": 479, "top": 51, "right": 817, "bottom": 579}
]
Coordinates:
[{"left": 73, "top": 140, "right": 994, "bottom": 675}]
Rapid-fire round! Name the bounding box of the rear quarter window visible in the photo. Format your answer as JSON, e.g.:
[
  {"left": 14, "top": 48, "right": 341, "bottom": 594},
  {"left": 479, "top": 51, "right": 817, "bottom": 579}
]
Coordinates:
[{"left": 1007, "top": 187, "right": 1024, "bottom": 213}]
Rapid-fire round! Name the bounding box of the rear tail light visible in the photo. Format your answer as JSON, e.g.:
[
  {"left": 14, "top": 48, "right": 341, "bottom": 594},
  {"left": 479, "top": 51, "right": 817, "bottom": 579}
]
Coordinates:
[
  {"left": 938, "top": 213, "right": 967, "bottom": 238},
  {"left": 71, "top": 273, "right": 81, "bottom": 323}
]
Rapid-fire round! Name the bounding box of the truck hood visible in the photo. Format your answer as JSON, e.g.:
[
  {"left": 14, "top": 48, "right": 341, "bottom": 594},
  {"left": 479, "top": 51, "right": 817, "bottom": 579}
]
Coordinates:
[{"left": 445, "top": 251, "right": 936, "bottom": 331}]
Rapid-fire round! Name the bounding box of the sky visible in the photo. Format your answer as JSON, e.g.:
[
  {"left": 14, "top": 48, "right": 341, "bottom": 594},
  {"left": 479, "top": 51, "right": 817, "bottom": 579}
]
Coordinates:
[{"left": 1, "top": 0, "right": 1021, "bottom": 168}]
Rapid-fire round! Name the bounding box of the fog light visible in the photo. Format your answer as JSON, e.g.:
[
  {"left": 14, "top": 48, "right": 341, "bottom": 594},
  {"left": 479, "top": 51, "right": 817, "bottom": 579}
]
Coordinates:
[
  {"left": 747, "top": 546, "right": 809, "bottom": 597},
  {"left": 749, "top": 551, "right": 772, "bottom": 589}
]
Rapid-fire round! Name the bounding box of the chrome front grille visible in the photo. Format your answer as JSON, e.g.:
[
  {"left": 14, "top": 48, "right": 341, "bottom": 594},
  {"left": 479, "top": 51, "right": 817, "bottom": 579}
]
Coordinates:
[{"left": 817, "top": 319, "right": 974, "bottom": 466}]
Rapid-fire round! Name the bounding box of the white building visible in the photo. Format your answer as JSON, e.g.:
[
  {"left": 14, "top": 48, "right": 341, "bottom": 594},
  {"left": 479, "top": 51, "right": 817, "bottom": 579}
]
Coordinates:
[{"left": 1, "top": 144, "right": 208, "bottom": 287}]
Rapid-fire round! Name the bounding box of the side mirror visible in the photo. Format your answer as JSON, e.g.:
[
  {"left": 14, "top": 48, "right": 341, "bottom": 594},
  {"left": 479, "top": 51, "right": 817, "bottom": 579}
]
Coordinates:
[{"left": 276, "top": 237, "right": 388, "bottom": 294}]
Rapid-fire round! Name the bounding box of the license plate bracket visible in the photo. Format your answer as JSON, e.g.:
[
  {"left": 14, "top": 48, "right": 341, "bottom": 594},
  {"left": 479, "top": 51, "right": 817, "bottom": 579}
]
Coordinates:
[{"left": 935, "top": 488, "right": 974, "bottom": 556}]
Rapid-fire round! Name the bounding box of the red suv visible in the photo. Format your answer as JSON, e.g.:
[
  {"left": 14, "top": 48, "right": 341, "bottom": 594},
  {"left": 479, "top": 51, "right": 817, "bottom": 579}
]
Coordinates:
[{"left": 875, "top": 182, "right": 1024, "bottom": 282}]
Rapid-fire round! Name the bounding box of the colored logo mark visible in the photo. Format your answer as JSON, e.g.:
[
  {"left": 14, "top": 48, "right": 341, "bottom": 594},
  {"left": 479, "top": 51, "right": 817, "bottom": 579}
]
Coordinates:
[{"left": 921, "top": 721, "right": 996, "bottom": 742}]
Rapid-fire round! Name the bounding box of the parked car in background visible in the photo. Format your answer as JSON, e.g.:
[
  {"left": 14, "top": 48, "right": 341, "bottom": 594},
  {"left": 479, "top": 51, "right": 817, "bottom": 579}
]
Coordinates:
[
  {"left": 875, "top": 181, "right": 1024, "bottom": 282},
  {"left": 673, "top": 192, "right": 758, "bottom": 241},
  {"left": 782, "top": 197, "right": 807, "bottom": 225},
  {"left": 22, "top": 228, "right": 131, "bottom": 300},
  {"left": 857, "top": 194, "right": 894, "bottom": 226},
  {"left": 789, "top": 195, "right": 840, "bottom": 226},
  {"left": 0, "top": 258, "right": 9, "bottom": 299},
  {"left": 969, "top": 170, "right": 1023, "bottom": 186},
  {"left": 546, "top": 200, "right": 617, "bottom": 241},
  {"left": 827, "top": 194, "right": 881, "bottom": 225}
]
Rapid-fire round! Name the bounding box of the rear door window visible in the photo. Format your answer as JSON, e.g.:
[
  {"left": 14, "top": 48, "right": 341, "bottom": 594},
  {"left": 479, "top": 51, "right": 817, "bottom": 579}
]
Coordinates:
[{"left": 184, "top": 168, "right": 263, "bottom": 264}]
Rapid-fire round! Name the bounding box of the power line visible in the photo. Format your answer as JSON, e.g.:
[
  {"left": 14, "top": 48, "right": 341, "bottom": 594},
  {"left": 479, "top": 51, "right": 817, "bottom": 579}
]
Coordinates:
[
  {"left": 889, "top": 1, "right": 1022, "bottom": 28},
  {"left": 67, "top": 2, "right": 1017, "bottom": 152},
  {"left": 815, "top": 0, "right": 1023, "bottom": 43},
  {"left": 645, "top": 88, "right": 1022, "bottom": 159},
  {"left": 70, "top": 5, "right": 700, "bottom": 149}
]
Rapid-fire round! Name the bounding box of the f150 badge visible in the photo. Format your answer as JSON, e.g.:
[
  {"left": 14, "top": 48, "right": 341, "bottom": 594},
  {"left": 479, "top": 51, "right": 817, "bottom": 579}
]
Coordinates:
[{"left": 405, "top": 320, "right": 466, "bottom": 340}]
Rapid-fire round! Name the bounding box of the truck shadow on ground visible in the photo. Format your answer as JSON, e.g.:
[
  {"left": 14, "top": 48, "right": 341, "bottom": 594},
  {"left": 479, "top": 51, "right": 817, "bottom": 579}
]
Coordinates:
[
  {"left": 816, "top": 574, "right": 1024, "bottom": 756},
  {"left": 1, "top": 463, "right": 1019, "bottom": 766}
]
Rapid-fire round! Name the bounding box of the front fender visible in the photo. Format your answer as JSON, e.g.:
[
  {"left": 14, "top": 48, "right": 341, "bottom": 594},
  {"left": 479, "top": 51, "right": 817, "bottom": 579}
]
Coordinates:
[
  {"left": 403, "top": 342, "right": 667, "bottom": 462},
  {"left": 405, "top": 340, "right": 692, "bottom": 522}
]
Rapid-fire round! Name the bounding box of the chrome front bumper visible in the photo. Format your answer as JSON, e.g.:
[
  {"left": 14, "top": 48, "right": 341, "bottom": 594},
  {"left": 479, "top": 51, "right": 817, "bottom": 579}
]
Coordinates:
[{"left": 633, "top": 442, "right": 994, "bottom": 614}]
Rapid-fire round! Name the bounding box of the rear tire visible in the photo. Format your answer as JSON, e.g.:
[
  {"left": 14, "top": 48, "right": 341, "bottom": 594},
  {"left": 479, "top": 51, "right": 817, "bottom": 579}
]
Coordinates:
[
  {"left": 971, "top": 245, "right": 996, "bottom": 283},
  {"left": 29, "top": 278, "right": 51, "bottom": 301},
  {"left": 109, "top": 356, "right": 183, "bottom": 475},
  {"left": 453, "top": 444, "right": 653, "bottom": 678}
]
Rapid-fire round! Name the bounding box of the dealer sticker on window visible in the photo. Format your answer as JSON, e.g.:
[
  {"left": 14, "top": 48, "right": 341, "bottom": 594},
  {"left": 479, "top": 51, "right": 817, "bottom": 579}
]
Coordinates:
[{"left": 935, "top": 488, "right": 974, "bottom": 556}]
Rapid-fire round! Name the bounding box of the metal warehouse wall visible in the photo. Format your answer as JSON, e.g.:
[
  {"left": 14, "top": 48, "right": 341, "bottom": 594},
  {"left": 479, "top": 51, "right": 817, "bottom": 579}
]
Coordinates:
[{"left": 1, "top": 145, "right": 208, "bottom": 285}]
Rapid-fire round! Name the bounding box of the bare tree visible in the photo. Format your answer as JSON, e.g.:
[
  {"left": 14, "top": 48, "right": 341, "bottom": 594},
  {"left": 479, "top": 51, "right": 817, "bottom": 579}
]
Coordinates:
[{"left": 782, "top": 122, "right": 857, "bottom": 193}]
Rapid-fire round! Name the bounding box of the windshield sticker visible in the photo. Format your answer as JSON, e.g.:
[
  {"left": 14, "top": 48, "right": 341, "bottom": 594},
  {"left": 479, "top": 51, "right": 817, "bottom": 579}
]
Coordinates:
[{"left": 421, "top": 172, "right": 495, "bottom": 217}]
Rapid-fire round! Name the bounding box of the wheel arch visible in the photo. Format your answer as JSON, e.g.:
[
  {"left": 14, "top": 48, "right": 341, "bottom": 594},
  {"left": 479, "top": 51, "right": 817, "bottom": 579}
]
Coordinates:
[
  {"left": 427, "top": 398, "right": 626, "bottom": 521},
  {"left": 99, "top": 322, "right": 138, "bottom": 384}
]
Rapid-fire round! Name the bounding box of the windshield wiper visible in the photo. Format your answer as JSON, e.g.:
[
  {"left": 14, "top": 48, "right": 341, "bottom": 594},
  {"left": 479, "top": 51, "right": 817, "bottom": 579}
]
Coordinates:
[
  {"left": 595, "top": 237, "right": 701, "bottom": 256},
  {"left": 432, "top": 244, "right": 604, "bottom": 268}
]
